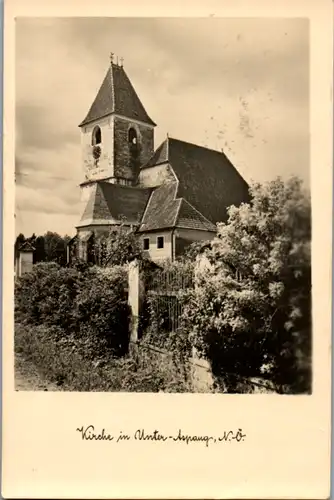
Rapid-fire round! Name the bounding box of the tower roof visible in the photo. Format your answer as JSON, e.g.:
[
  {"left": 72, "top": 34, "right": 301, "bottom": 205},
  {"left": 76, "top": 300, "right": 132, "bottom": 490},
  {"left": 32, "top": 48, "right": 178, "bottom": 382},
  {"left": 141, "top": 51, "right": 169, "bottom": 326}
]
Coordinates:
[{"left": 79, "top": 62, "right": 156, "bottom": 127}]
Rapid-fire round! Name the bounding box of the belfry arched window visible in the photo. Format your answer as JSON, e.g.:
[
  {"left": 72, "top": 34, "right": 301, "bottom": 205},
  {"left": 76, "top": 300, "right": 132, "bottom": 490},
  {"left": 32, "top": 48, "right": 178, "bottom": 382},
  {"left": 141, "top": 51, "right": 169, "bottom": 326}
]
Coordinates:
[
  {"left": 92, "top": 126, "right": 102, "bottom": 146},
  {"left": 128, "top": 127, "right": 137, "bottom": 146}
]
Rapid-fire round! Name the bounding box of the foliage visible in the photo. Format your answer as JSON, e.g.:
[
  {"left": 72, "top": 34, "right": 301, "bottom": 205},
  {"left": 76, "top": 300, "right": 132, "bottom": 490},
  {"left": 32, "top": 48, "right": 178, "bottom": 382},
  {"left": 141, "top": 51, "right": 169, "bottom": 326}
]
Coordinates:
[
  {"left": 15, "top": 322, "right": 193, "bottom": 392},
  {"left": 43, "top": 231, "right": 71, "bottom": 265},
  {"left": 73, "top": 265, "right": 130, "bottom": 356},
  {"left": 92, "top": 223, "right": 144, "bottom": 267},
  {"left": 146, "top": 259, "right": 195, "bottom": 289},
  {"left": 179, "top": 240, "right": 213, "bottom": 262},
  {"left": 182, "top": 176, "right": 311, "bottom": 394},
  {"left": 15, "top": 262, "right": 84, "bottom": 328},
  {"left": 15, "top": 262, "right": 130, "bottom": 354},
  {"left": 14, "top": 233, "right": 26, "bottom": 263},
  {"left": 14, "top": 231, "right": 71, "bottom": 266},
  {"left": 143, "top": 259, "right": 194, "bottom": 353}
]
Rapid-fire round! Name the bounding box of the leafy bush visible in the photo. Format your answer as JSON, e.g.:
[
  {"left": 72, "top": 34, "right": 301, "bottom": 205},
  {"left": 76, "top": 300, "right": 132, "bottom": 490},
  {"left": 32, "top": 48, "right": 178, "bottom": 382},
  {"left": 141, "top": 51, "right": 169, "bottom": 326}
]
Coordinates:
[
  {"left": 93, "top": 225, "right": 144, "bottom": 267},
  {"left": 73, "top": 265, "right": 130, "bottom": 355},
  {"left": 181, "top": 176, "right": 312, "bottom": 394},
  {"left": 15, "top": 323, "right": 193, "bottom": 392},
  {"left": 15, "top": 262, "right": 130, "bottom": 355},
  {"left": 15, "top": 262, "right": 84, "bottom": 328}
]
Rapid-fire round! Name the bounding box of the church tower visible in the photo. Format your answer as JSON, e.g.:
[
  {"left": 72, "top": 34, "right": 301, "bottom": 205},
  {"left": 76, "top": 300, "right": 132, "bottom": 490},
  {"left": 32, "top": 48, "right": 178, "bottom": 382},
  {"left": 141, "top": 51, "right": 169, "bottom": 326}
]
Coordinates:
[{"left": 78, "top": 54, "right": 156, "bottom": 204}]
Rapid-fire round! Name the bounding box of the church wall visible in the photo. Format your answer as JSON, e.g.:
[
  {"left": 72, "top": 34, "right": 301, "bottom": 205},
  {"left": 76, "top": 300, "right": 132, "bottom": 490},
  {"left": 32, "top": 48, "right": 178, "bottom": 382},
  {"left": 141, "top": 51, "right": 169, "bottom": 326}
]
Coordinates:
[
  {"left": 138, "top": 163, "right": 175, "bottom": 188},
  {"left": 81, "top": 116, "right": 114, "bottom": 182},
  {"left": 113, "top": 116, "right": 154, "bottom": 182},
  {"left": 138, "top": 231, "right": 172, "bottom": 262}
]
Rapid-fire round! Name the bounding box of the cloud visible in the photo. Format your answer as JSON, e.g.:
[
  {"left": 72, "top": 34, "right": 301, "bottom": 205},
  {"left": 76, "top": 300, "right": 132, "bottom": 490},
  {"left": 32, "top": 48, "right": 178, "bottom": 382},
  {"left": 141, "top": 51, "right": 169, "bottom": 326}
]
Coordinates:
[{"left": 15, "top": 17, "right": 309, "bottom": 237}]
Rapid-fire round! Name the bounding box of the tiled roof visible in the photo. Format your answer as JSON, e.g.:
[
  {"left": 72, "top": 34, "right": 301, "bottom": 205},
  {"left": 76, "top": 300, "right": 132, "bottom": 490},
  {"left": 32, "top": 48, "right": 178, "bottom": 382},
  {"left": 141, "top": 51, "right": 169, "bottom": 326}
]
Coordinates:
[
  {"left": 143, "top": 137, "right": 250, "bottom": 225},
  {"left": 79, "top": 64, "right": 156, "bottom": 127},
  {"left": 78, "top": 139, "right": 249, "bottom": 236},
  {"left": 138, "top": 182, "right": 180, "bottom": 232},
  {"left": 79, "top": 182, "right": 152, "bottom": 225},
  {"left": 142, "top": 139, "right": 169, "bottom": 168},
  {"left": 176, "top": 199, "right": 216, "bottom": 232},
  {"left": 138, "top": 185, "right": 216, "bottom": 234}
]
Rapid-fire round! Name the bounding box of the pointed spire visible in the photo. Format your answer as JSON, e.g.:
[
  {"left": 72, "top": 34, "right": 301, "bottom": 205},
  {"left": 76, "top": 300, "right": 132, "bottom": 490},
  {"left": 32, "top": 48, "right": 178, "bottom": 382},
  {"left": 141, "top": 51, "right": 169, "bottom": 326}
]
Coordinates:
[
  {"left": 79, "top": 63, "right": 156, "bottom": 127},
  {"left": 120, "top": 57, "right": 124, "bottom": 67}
]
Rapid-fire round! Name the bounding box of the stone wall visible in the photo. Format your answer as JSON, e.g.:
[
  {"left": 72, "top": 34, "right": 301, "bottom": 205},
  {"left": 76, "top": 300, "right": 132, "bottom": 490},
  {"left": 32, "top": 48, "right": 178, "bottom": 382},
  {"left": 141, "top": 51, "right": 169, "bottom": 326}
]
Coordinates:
[
  {"left": 113, "top": 116, "right": 154, "bottom": 182},
  {"left": 138, "top": 163, "right": 175, "bottom": 188}
]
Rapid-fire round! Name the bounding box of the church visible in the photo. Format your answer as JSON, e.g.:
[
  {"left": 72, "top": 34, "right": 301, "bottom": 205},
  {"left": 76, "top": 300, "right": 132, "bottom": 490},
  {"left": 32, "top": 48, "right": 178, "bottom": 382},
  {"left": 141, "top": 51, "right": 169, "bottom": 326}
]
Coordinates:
[{"left": 70, "top": 54, "right": 250, "bottom": 263}]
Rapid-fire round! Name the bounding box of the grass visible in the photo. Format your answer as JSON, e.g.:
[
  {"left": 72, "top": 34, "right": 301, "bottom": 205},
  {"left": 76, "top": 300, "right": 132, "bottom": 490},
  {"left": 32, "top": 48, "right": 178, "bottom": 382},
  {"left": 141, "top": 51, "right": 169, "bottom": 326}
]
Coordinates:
[
  {"left": 15, "top": 353, "right": 60, "bottom": 391},
  {"left": 14, "top": 322, "right": 193, "bottom": 393}
]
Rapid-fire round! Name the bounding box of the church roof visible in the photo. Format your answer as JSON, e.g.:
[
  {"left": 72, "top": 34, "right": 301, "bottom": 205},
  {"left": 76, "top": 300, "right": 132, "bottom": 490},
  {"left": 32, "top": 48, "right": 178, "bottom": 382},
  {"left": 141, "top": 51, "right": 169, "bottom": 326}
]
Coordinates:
[
  {"left": 142, "top": 137, "right": 250, "bottom": 224},
  {"left": 176, "top": 199, "right": 216, "bottom": 232},
  {"left": 78, "top": 140, "right": 249, "bottom": 235},
  {"left": 138, "top": 182, "right": 216, "bottom": 233},
  {"left": 139, "top": 182, "right": 180, "bottom": 232},
  {"left": 143, "top": 139, "right": 169, "bottom": 167},
  {"left": 79, "top": 63, "right": 156, "bottom": 127},
  {"left": 79, "top": 182, "right": 152, "bottom": 226}
]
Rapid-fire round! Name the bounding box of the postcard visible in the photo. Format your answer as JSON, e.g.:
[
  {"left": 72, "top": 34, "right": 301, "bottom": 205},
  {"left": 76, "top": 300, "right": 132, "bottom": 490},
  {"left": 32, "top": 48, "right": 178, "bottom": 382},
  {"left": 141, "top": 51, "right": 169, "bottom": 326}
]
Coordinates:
[{"left": 2, "top": 0, "right": 332, "bottom": 498}]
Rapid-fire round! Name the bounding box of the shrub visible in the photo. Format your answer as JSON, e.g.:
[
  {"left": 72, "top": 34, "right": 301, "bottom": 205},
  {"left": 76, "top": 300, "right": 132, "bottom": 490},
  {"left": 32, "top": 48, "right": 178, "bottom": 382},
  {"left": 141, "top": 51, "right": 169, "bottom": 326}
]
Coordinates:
[
  {"left": 181, "top": 176, "right": 312, "bottom": 394},
  {"left": 73, "top": 265, "right": 130, "bottom": 355},
  {"left": 15, "top": 262, "right": 130, "bottom": 355},
  {"left": 93, "top": 225, "right": 144, "bottom": 267},
  {"left": 14, "top": 322, "right": 193, "bottom": 392},
  {"left": 15, "top": 262, "right": 84, "bottom": 328}
]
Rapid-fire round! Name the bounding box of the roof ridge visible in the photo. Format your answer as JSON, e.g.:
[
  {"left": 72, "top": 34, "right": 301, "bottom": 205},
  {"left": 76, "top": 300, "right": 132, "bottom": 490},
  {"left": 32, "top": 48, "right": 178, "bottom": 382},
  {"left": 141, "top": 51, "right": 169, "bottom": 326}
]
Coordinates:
[
  {"left": 172, "top": 198, "right": 183, "bottom": 227},
  {"left": 178, "top": 198, "right": 217, "bottom": 230},
  {"left": 110, "top": 65, "right": 116, "bottom": 112},
  {"left": 139, "top": 187, "right": 156, "bottom": 228},
  {"left": 168, "top": 136, "right": 225, "bottom": 155},
  {"left": 140, "top": 137, "right": 169, "bottom": 169}
]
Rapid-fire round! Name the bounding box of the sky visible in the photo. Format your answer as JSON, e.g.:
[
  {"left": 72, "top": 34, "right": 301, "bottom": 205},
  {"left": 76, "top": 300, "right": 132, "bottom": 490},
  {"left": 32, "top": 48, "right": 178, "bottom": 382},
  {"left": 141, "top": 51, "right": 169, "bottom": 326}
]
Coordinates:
[{"left": 15, "top": 17, "right": 309, "bottom": 237}]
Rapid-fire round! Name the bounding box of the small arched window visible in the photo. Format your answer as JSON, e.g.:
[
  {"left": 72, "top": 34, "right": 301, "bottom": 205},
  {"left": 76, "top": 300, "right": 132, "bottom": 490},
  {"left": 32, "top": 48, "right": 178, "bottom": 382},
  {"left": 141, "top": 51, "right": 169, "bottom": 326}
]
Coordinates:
[
  {"left": 92, "top": 126, "right": 102, "bottom": 146},
  {"left": 128, "top": 127, "right": 137, "bottom": 146}
]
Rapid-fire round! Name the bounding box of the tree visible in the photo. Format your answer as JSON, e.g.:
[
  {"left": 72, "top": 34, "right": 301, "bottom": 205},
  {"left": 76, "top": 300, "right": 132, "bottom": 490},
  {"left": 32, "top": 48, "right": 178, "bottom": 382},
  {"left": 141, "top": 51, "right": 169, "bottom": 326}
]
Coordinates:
[
  {"left": 14, "top": 233, "right": 26, "bottom": 263},
  {"left": 34, "top": 235, "right": 46, "bottom": 263},
  {"left": 93, "top": 224, "right": 144, "bottom": 267},
  {"left": 179, "top": 240, "right": 212, "bottom": 262},
  {"left": 183, "top": 176, "right": 311, "bottom": 394},
  {"left": 43, "top": 231, "right": 68, "bottom": 265}
]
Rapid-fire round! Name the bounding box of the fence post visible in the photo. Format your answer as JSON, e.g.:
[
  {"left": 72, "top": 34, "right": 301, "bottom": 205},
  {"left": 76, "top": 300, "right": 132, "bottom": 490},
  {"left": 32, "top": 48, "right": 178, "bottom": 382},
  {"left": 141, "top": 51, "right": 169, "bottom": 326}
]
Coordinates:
[
  {"left": 128, "top": 259, "right": 145, "bottom": 345},
  {"left": 191, "top": 253, "right": 215, "bottom": 392}
]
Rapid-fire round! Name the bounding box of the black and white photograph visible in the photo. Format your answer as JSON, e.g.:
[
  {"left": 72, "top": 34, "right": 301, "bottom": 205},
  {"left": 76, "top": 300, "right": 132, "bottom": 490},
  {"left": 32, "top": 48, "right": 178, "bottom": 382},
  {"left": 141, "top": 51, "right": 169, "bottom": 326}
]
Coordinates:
[
  {"left": 13, "top": 16, "right": 313, "bottom": 394},
  {"left": 3, "top": 1, "right": 333, "bottom": 498}
]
